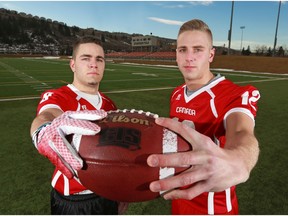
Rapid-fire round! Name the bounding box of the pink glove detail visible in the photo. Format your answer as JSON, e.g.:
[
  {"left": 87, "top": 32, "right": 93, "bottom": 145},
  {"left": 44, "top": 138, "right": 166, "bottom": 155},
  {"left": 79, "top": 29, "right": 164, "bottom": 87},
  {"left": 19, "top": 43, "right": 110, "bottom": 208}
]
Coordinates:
[{"left": 36, "top": 110, "right": 107, "bottom": 179}]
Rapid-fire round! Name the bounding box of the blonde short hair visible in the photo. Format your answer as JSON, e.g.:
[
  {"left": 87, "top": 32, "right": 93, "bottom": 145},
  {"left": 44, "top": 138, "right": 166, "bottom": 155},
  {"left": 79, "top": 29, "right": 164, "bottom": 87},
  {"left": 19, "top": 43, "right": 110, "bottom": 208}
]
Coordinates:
[{"left": 178, "top": 19, "right": 213, "bottom": 45}]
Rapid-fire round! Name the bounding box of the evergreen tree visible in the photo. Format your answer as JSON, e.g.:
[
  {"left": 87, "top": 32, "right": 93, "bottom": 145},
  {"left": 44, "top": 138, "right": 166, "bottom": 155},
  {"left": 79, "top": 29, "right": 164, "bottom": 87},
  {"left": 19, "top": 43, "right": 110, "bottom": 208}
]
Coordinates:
[{"left": 277, "top": 46, "right": 284, "bottom": 57}]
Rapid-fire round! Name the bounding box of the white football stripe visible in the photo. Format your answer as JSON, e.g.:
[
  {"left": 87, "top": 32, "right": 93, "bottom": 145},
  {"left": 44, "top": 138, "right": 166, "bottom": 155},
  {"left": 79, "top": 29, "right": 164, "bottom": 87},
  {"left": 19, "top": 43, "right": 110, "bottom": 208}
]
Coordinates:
[
  {"left": 162, "top": 128, "right": 178, "bottom": 153},
  {"left": 159, "top": 128, "right": 178, "bottom": 195}
]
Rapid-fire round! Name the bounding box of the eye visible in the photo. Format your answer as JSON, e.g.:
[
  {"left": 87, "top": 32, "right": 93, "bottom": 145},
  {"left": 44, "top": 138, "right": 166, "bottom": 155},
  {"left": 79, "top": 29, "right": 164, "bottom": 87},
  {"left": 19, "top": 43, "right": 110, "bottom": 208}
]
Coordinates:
[
  {"left": 81, "top": 57, "right": 90, "bottom": 61},
  {"left": 194, "top": 48, "right": 202, "bottom": 53},
  {"left": 177, "top": 48, "right": 186, "bottom": 53},
  {"left": 96, "top": 57, "right": 104, "bottom": 62}
]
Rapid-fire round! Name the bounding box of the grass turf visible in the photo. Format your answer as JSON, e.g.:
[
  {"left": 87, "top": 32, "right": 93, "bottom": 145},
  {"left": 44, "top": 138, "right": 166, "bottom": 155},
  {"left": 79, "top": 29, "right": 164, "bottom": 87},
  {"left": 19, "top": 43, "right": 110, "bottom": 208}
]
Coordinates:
[{"left": 0, "top": 57, "right": 287, "bottom": 214}]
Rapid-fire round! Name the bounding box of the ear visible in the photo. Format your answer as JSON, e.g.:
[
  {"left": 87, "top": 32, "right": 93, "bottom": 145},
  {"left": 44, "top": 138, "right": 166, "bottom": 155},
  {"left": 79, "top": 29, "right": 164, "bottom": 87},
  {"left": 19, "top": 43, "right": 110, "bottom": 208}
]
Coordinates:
[
  {"left": 70, "top": 59, "right": 76, "bottom": 73},
  {"left": 209, "top": 47, "right": 216, "bottom": 63},
  {"left": 175, "top": 48, "right": 179, "bottom": 65}
]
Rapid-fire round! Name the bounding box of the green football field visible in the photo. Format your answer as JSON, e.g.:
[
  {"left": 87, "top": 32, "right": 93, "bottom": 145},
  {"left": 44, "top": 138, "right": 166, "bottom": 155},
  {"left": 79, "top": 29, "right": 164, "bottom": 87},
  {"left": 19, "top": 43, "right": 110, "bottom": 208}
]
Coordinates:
[{"left": 0, "top": 57, "right": 287, "bottom": 214}]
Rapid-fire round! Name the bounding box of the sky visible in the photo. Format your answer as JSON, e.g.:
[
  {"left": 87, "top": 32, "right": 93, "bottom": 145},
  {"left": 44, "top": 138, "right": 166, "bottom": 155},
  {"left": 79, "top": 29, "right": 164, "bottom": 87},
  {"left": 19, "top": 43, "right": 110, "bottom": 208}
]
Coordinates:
[{"left": 0, "top": 1, "right": 287, "bottom": 51}]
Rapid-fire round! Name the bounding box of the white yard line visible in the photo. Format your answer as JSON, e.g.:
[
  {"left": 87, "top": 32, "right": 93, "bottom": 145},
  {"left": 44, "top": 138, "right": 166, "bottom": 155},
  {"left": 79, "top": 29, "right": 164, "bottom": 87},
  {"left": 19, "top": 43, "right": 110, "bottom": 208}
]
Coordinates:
[
  {"left": 0, "top": 60, "right": 53, "bottom": 91},
  {"left": 1, "top": 60, "right": 287, "bottom": 102},
  {"left": 235, "top": 77, "right": 288, "bottom": 84},
  {"left": 1, "top": 77, "right": 288, "bottom": 102}
]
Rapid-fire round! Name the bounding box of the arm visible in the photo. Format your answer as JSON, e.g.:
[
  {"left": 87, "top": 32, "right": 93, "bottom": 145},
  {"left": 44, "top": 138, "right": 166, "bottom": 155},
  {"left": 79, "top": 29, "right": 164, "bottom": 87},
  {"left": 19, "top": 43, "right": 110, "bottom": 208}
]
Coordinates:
[
  {"left": 30, "top": 108, "right": 63, "bottom": 136},
  {"left": 224, "top": 112, "right": 259, "bottom": 182},
  {"left": 147, "top": 113, "right": 259, "bottom": 200}
]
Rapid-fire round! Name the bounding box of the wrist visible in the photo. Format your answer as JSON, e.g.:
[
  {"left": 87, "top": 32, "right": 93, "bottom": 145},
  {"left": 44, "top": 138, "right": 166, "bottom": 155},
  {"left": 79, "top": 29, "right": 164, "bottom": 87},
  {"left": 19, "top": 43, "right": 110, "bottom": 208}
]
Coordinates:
[{"left": 32, "top": 122, "right": 51, "bottom": 149}]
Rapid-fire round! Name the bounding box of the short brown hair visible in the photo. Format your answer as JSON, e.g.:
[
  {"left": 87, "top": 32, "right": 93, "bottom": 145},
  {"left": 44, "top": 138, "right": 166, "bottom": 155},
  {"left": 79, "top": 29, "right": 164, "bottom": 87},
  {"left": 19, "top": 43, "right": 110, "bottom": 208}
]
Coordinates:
[
  {"left": 72, "top": 36, "right": 103, "bottom": 59},
  {"left": 178, "top": 19, "right": 213, "bottom": 45}
]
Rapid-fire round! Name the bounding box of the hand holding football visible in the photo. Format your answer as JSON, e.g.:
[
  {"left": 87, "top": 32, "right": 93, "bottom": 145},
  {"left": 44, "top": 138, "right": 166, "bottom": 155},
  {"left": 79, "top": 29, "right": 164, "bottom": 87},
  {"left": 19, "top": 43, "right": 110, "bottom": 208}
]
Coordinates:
[{"left": 77, "top": 109, "right": 191, "bottom": 202}]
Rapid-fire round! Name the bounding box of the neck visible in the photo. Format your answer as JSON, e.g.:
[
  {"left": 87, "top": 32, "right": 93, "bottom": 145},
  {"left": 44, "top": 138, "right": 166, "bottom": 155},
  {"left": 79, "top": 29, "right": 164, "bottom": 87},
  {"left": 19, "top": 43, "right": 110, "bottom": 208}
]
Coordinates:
[
  {"left": 72, "top": 82, "right": 99, "bottom": 95},
  {"left": 186, "top": 72, "right": 214, "bottom": 91}
]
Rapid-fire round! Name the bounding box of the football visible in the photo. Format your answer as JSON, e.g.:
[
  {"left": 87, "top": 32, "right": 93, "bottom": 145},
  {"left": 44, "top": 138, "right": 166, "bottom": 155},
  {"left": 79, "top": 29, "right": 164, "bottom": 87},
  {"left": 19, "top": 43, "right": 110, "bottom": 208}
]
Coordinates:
[{"left": 77, "top": 109, "right": 191, "bottom": 202}]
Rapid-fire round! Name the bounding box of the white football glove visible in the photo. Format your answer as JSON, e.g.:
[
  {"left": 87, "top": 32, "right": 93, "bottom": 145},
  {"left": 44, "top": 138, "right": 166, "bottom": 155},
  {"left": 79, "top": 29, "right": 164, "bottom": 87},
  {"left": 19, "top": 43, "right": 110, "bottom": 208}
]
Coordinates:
[{"left": 33, "top": 110, "right": 107, "bottom": 179}]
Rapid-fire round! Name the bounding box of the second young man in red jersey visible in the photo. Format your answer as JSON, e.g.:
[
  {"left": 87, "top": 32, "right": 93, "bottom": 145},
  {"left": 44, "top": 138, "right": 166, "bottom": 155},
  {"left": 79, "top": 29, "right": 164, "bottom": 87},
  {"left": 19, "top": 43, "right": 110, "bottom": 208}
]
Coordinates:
[{"left": 148, "top": 19, "right": 261, "bottom": 214}]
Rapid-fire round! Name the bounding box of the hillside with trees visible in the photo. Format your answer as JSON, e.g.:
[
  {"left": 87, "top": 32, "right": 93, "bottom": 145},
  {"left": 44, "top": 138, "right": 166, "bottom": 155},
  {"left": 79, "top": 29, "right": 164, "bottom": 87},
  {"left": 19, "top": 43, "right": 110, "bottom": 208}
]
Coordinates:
[
  {"left": 0, "top": 8, "right": 286, "bottom": 57},
  {"left": 0, "top": 8, "right": 175, "bottom": 55}
]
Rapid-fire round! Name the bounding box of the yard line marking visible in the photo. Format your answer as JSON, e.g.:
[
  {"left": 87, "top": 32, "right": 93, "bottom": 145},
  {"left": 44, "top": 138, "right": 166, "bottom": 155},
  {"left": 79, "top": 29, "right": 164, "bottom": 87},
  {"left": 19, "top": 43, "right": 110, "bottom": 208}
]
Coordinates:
[
  {"left": 101, "top": 77, "right": 183, "bottom": 83},
  {"left": 103, "top": 86, "right": 174, "bottom": 94},
  {"left": 2, "top": 76, "right": 287, "bottom": 102},
  {"left": 0, "top": 60, "right": 53, "bottom": 91},
  {"left": 0, "top": 86, "right": 175, "bottom": 102},
  {"left": 0, "top": 80, "right": 67, "bottom": 87},
  {"left": 236, "top": 77, "right": 288, "bottom": 84},
  {"left": 1, "top": 60, "right": 287, "bottom": 103},
  {"left": 219, "top": 72, "right": 281, "bottom": 79},
  {"left": 212, "top": 68, "right": 288, "bottom": 76},
  {"left": 22, "top": 58, "right": 68, "bottom": 66},
  {"left": 132, "top": 72, "right": 158, "bottom": 77},
  {"left": 0, "top": 96, "right": 40, "bottom": 102},
  {"left": 117, "top": 62, "right": 288, "bottom": 76}
]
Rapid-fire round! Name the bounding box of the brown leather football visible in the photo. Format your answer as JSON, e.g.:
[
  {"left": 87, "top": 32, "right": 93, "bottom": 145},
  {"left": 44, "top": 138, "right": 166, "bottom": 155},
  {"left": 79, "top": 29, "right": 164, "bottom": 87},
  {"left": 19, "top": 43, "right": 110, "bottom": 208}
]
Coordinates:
[{"left": 77, "top": 109, "right": 191, "bottom": 202}]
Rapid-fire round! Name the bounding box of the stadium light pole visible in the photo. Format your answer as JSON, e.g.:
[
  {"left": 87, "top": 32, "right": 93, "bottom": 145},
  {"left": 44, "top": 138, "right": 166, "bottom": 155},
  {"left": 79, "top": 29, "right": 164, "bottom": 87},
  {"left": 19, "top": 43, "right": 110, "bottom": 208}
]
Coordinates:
[
  {"left": 227, "top": 1, "right": 234, "bottom": 55},
  {"left": 273, "top": 1, "right": 282, "bottom": 56},
  {"left": 240, "top": 26, "right": 245, "bottom": 51}
]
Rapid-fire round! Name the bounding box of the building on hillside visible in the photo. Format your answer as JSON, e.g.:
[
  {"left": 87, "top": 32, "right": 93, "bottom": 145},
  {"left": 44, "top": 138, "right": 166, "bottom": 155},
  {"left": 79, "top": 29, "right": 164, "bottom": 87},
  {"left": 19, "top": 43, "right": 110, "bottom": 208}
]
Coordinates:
[{"left": 131, "top": 35, "right": 159, "bottom": 52}]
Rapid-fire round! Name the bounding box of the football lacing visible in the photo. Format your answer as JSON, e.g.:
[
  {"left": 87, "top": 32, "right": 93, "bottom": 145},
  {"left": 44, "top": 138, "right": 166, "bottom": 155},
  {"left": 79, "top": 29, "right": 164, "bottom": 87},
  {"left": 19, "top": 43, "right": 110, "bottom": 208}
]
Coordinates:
[{"left": 107, "top": 109, "right": 159, "bottom": 118}]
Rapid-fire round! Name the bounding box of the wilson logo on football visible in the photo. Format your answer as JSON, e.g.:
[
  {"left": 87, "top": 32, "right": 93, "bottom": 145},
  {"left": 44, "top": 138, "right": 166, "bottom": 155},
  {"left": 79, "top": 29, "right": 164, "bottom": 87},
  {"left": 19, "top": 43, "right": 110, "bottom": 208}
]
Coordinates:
[{"left": 102, "top": 115, "right": 150, "bottom": 126}]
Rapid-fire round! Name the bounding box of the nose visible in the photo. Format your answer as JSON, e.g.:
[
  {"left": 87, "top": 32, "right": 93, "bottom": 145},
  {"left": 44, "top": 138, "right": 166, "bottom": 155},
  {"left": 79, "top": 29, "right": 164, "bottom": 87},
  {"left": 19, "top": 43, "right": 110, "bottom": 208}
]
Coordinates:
[
  {"left": 89, "top": 58, "right": 99, "bottom": 68},
  {"left": 186, "top": 50, "right": 196, "bottom": 62}
]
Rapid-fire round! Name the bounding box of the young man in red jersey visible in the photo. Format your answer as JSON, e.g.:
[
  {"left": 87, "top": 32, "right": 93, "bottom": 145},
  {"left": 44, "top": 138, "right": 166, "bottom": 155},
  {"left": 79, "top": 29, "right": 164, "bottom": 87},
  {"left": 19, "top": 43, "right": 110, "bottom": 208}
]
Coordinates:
[
  {"left": 147, "top": 19, "right": 261, "bottom": 214},
  {"left": 30, "top": 36, "right": 128, "bottom": 214}
]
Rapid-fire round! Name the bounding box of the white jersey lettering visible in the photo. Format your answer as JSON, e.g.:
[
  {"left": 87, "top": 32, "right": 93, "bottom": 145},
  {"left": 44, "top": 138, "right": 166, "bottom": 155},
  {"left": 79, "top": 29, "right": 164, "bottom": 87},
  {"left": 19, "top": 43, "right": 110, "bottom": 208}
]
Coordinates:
[{"left": 176, "top": 107, "right": 196, "bottom": 116}]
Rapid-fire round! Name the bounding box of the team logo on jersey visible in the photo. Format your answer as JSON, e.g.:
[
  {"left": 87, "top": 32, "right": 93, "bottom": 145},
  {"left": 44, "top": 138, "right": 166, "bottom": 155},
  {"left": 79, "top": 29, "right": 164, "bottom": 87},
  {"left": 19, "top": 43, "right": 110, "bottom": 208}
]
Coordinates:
[
  {"left": 176, "top": 94, "right": 181, "bottom": 100},
  {"left": 40, "top": 92, "right": 53, "bottom": 103}
]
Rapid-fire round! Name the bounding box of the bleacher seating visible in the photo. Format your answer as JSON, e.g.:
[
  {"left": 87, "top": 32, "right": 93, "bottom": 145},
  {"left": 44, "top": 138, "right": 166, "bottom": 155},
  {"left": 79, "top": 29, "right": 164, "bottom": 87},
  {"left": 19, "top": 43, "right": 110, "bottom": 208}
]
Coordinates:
[
  {"left": 123, "top": 52, "right": 149, "bottom": 58},
  {"left": 106, "top": 51, "right": 176, "bottom": 60},
  {"left": 105, "top": 52, "right": 128, "bottom": 58},
  {"left": 145, "top": 52, "right": 176, "bottom": 60}
]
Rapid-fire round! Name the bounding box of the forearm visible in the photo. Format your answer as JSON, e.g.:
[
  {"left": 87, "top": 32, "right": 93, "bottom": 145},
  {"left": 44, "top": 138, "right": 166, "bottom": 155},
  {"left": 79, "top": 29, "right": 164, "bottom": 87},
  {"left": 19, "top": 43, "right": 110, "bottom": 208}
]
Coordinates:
[
  {"left": 225, "top": 131, "right": 259, "bottom": 183},
  {"left": 30, "top": 109, "right": 63, "bottom": 136},
  {"left": 224, "top": 111, "right": 260, "bottom": 184}
]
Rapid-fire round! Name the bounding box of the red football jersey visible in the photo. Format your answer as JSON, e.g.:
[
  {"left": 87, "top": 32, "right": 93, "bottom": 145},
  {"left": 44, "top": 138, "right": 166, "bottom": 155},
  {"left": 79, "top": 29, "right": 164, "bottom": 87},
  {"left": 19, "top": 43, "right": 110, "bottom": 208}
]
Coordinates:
[
  {"left": 170, "top": 76, "right": 260, "bottom": 215},
  {"left": 36, "top": 84, "right": 117, "bottom": 195}
]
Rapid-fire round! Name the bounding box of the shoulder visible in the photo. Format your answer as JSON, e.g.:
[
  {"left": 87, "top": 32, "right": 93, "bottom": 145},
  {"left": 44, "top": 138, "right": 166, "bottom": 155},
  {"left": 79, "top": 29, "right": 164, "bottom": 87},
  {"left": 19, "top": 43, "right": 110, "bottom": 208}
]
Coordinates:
[
  {"left": 40, "top": 86, "right": 74, "bottom": 99},
  {"left": 37, "top": 86, "right": 77, "bottom": 114},
  {"left": 171, "top": 84, "right": 185, "bottom": 100},
  {"left": 214, "top": 79, "right": 261, "bottom": 118},
  {"left": 99, "top": 91, "right": 117, "bottom": 111},
  {"left": 214, "top": 78, "right": 260, "bottom": 98}
]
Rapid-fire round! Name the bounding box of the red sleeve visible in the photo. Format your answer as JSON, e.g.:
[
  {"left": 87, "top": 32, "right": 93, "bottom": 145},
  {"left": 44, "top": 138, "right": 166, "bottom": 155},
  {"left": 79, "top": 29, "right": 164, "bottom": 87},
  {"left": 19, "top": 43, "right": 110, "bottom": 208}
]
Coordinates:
[
  {"left": 215, "top": 84, "right": 260, "bottom": 123},
  {"left": 36, "top": 87, "right": 76, "bottom": 114},
  {"left": 227, "top": 85, "right": 260, "bottom": 117}
]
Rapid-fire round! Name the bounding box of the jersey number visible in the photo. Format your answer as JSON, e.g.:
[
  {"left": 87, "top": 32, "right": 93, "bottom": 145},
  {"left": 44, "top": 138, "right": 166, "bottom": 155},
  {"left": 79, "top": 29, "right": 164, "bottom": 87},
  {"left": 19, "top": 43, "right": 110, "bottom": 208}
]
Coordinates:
[{"left": 241, "top": 90, "right": 260, "bottom": 111}]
